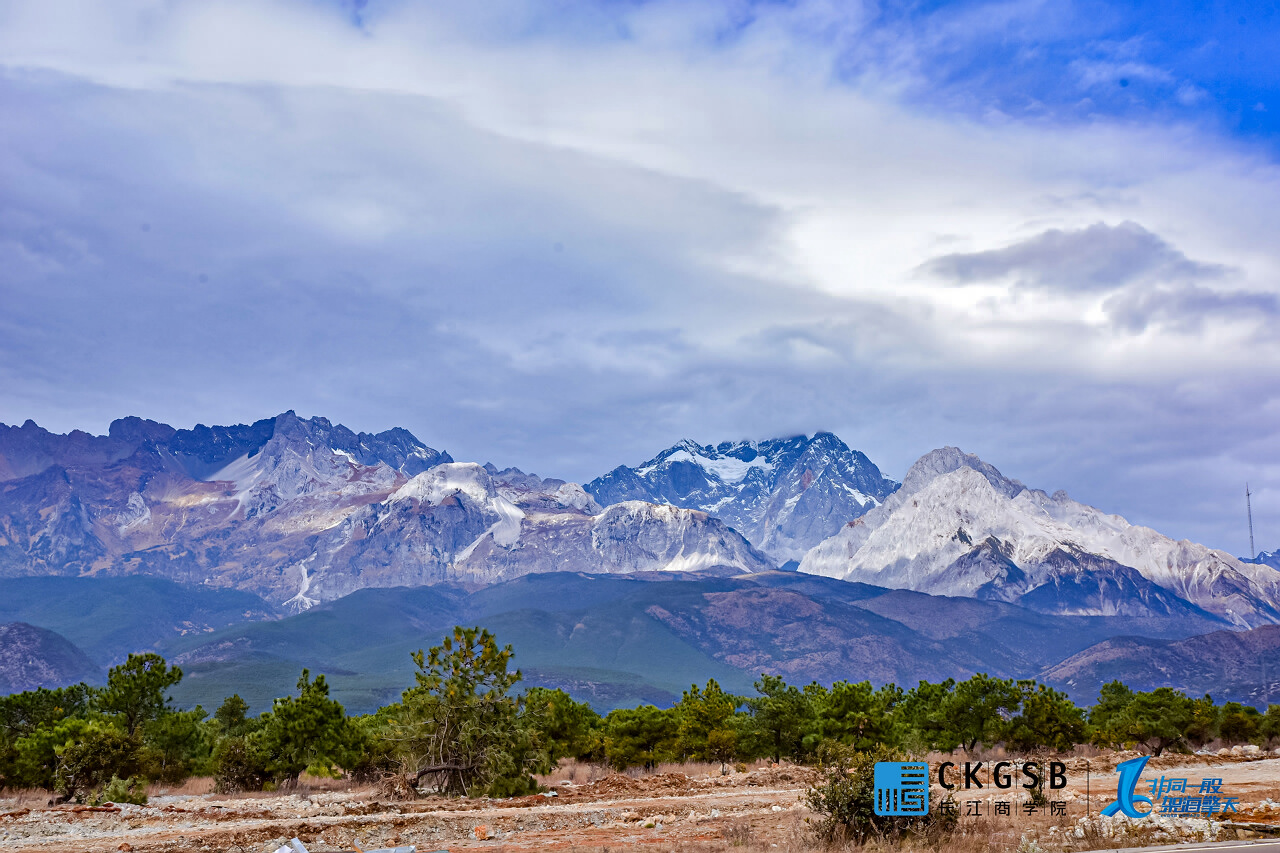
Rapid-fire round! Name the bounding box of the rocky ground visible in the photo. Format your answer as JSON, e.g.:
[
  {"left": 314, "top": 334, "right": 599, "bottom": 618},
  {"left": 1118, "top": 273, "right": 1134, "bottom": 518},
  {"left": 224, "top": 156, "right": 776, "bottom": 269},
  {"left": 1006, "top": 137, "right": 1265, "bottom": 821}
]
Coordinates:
[{"left": 1, "top": 755, "right": 1278, "bottom": 853}]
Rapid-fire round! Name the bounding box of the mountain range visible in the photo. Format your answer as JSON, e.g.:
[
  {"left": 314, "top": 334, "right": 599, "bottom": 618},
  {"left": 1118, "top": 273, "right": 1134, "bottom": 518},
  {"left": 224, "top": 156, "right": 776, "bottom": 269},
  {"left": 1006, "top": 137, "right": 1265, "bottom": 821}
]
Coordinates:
[
  {"left": 2, "top": 411, "right": 1278, "bottom": 710},
  {"left": 0, "top": 413, "right": 770, "bottom": 609}
]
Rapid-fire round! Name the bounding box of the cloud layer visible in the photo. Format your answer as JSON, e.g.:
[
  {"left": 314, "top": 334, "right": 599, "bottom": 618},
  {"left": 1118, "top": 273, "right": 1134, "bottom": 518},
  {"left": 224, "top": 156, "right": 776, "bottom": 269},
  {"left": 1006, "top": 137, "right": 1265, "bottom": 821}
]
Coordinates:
[{"left": 1, "top": 0, "right": 1279, "bottom": 553}]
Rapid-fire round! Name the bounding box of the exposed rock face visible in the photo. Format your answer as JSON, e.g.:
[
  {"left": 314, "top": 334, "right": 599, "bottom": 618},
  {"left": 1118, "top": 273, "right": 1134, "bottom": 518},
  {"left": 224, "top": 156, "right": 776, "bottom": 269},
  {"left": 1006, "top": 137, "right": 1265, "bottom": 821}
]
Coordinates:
[
  {"left": 0, "top": 622, "right": 100, "bottom": 693},
  {"left": 800, "top": 447, "right": 1280, "bottom": 627},
  {"left": 587, "top": 433, "right": 899, "bottom": 562},
  {"left": 0, "top": 414, "right": 770, "bottom": 610}
]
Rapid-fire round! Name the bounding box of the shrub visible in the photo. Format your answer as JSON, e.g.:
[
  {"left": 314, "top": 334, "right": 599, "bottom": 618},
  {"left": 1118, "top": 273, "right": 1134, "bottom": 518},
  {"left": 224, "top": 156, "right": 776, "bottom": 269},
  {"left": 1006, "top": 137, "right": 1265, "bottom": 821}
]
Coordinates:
[
  {"left": 91, "top": 775, "right": 148, "bottom": 806},
  {"left": 54, "top": 725, "right": 144, "bottom": 803},
  {"left": 212, "top": 735, "right": 271, "bottom": 793}
]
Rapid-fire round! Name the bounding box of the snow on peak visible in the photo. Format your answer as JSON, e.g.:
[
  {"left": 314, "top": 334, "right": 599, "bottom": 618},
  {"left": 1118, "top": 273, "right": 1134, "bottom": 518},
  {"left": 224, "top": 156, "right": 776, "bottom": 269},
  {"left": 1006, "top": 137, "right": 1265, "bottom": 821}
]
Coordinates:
[
  {"left": 900, "top": 446, "right": 1026, "bottom": 500},
  {"left": 391, "top": 462, "right": 495, "bottom": 506},
  {"left": 800, "top": 448, "right": 1280, "bottom": 627},
  {"left": 639, "top": 447, "right": 773, "bottom": 484},
  {"left": 551, "top": 482, "right": 600, "bottom": 513}
]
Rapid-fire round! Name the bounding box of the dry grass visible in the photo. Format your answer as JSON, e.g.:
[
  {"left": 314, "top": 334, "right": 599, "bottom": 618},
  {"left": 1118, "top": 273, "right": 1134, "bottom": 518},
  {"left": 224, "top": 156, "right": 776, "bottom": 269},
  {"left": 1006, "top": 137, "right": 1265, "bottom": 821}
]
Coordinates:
[
  {"left": 146, "top": 776, "right": 216, "bottom": 797},
  {"left": 538, "top": 758, "right": 615, "bottom": 786},
  {"left": 0, "top": 788, "right": 54, "bottom": 810}
]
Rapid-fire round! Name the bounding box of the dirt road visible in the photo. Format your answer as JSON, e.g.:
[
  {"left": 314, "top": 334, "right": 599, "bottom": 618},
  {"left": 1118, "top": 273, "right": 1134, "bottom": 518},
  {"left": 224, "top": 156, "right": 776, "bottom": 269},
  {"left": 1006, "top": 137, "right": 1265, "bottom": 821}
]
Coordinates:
[
  {"left": 2, "top": 756, "right": 1278, "bottom": 853},
  {"left": 0, "top": 767, "right": 816, "bottom": 853}
]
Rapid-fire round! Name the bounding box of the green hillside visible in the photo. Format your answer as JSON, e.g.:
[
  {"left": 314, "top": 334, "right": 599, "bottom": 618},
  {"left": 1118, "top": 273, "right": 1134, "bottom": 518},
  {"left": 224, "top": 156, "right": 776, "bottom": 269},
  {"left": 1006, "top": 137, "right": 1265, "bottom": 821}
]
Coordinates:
[
  {"left": 3, "top": 571, "right": 1237, "bottom": 715},
  {"left": 0, "top": 576, "right": 275, "bottom": 667}
]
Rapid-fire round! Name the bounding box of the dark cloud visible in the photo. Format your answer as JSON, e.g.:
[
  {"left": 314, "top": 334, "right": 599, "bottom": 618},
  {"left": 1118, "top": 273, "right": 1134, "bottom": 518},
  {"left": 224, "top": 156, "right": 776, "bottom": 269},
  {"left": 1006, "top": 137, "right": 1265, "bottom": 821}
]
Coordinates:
[
  {"left": 921, "top": 221, "right": 1229, "bottom": 292},
  {"left": 1104, "top": 283, "right": 1280, "bottom": 333}
]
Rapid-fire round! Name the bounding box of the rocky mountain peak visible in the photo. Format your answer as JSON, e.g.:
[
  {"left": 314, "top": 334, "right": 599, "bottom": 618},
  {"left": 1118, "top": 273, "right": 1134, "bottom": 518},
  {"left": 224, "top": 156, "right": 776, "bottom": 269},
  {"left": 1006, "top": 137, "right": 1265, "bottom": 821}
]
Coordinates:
[
  {"left": 900, "top": 446, "right": 1026, "bottom": 500},
  {"left": 586, "top": 432, "right": 899, "bottom": 563},
  {"left": 106, "top": 416, "right": 177, "bottom": 445},
  {"left": 1243, "top": 549, "right": 1280, "bottom": 571},
  {"left": 801, "top": 447, "right": 1280, "bottom": 628}
]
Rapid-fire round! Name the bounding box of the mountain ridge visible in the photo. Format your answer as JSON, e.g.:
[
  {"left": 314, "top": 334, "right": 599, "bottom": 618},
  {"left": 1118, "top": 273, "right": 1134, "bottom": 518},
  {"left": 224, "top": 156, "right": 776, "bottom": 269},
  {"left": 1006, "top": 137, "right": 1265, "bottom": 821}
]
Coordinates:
[
  {"left": 0, "top": 414, "right": 772, "bottom": 608},
  {"left": 586, "top": 433, "right": 899, "bottom": 562},
  {"left": 800, "top": 447, "right": 1280, "bottom": 627}
]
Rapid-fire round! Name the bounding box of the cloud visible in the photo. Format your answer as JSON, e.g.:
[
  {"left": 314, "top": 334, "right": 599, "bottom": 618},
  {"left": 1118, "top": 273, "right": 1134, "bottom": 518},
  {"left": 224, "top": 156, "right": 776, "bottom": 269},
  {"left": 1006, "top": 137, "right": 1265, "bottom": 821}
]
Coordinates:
[
  {"left": 1104, "top": 283, "right": 1280, "bottom": 333},
  {"left": 920, "top": 221, "right": 1230, "bottom": 292}
]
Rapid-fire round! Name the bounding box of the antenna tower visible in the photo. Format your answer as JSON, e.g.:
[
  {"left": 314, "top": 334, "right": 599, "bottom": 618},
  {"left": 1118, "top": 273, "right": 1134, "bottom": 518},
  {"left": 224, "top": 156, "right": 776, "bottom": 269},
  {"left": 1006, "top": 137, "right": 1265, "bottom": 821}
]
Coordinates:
[{"left": 1247, "top": 483, "right": 1256, "bottom": 560}]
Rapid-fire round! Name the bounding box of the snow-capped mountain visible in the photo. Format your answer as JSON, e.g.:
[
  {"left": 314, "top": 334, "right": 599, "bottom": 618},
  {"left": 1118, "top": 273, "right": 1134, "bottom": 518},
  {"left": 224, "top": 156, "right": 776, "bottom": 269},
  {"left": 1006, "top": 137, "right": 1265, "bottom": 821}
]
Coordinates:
[
  {"left": 586, "top": 433, "right": 899, "bottom": 562},
  {"left": 800, "top": 447, "right": 1280, "bottom": 628},
  {"left": 0, "top": 414, "right": 771, "bottom": 609},
  {"left": 1243, "top": 549, "right": 1280, "bottom": 572}
]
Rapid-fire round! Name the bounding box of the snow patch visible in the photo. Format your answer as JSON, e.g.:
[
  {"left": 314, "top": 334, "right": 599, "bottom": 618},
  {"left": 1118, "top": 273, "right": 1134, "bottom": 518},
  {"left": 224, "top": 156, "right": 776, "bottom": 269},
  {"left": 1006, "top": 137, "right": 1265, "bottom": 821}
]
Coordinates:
[
  {"left": 391, "top": 463, "right": 494, "bottom": 506},
  {"left": 638, "top": 448, "right": 772, "bottom": 484}
]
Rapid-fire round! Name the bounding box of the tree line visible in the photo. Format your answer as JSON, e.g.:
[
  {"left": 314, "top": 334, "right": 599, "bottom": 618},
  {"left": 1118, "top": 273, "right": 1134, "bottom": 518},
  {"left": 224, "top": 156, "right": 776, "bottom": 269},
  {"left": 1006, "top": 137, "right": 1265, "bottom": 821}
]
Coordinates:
[{"left": 3, "top": 625, "right": 1279, "bottom": 804}]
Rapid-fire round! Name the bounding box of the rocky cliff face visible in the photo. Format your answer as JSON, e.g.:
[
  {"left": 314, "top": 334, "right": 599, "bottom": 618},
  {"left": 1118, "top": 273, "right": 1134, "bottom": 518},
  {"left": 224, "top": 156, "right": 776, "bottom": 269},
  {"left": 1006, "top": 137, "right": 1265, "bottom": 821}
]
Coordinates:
[
  {"left": 587, "top": 433, "right": 899, "bottom": 562},
  {"left": 0, "top": 414, "right": 770, "bottom": 609},
  {"left": 800, "top": 447, "right": 1280, "bottom": 627}
]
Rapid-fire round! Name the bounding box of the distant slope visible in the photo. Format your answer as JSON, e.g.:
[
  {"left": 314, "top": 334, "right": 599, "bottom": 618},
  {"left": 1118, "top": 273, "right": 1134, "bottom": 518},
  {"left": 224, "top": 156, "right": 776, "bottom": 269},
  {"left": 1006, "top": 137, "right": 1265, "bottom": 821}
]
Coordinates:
[
  {"left": 1039, "top": 624, "right": 1280, "bottom": 706},
  {"left": 159, "top": 571, "right": 1231, "bottom": 714},
  {"left": 745, "top": 572, "right": 1226, "bottom": 671},
  {"left": 163, "top": 576, "right": 756, "bottom": 713},
  {"left": 0, "top": 622, "right": 100, "bottom": 692},
  {"left": 0, "top": 576, "right": 277, "bottom": 666}
]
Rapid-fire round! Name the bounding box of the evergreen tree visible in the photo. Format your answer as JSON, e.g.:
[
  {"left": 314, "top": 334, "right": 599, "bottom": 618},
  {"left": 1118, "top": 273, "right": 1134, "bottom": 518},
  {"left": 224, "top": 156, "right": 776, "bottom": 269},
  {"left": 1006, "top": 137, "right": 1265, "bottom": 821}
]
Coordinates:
[
  {"left": 257, "top": 670, "right": 354, "bottom": 786},
  {"left": 1218, "top": 702, "right": 1262, "bottom": 744},
  {"left": 1004, "top": 681, "right": 1084, "bottom": 752},
  {"left": 1087, "top": 680, "right": 1135, "bottom": 748},
  {"left": 96, "top": 653, "right": 183, "bottom": 736},
  {"left": 387, "top": 626, "right": 535, "bottom": 796},
  {"left": 602, "top": 705, "right": 679, "bottom": 770},
  {"left": 521, "top": 686, "right": 601, "bottom": 763},
  {"left": 1116, "top": 687, "right": 1194, "bottom": 756},
  {"left": 748, "top": 674, "right": 815, "bottom": 762},
  {"left": 677, "top": 679, "right": 738, "bottom": 762},
  {"left": 815, "top": 680, "right": 902, "bottom": 751},
  {"left": 944, "top": 674, "right": 1021, "bottom": 751}
]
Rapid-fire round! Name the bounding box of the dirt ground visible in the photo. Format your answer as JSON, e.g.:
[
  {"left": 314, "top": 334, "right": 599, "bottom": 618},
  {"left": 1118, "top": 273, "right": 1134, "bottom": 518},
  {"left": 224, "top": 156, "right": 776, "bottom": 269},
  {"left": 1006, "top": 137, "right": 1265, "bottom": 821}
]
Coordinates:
[{"left": 2, "top": 755, "right": 1278, "bottom": 853}]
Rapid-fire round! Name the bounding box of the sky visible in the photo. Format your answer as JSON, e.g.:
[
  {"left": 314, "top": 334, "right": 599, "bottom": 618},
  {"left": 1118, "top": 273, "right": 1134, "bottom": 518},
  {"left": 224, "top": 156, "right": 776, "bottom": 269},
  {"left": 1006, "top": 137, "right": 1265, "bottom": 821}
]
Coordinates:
[{"left": 1, "top": 0, "right": 1279, "bottom": 554}]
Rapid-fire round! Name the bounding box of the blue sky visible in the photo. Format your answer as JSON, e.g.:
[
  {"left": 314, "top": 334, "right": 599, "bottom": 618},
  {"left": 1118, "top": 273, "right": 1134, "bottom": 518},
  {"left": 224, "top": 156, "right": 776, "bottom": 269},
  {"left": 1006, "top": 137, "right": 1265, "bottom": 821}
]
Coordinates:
[
  {"left": 1, "top": 0, "right": 1279, "bottom": 554},
  {"left": 861, "top": 0, "right": 1280, "bottom": 138}
]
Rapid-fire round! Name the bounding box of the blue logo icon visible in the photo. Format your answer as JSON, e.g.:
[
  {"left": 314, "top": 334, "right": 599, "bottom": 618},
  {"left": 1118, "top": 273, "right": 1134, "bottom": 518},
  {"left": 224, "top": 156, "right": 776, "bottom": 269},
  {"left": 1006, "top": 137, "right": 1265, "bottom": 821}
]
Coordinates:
[
  {"left": 874, "top": 761, "right": 930, "bottom": 816},
  {"left": 1102, "top": 756, "right": 1154, "bottom": 818}
]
